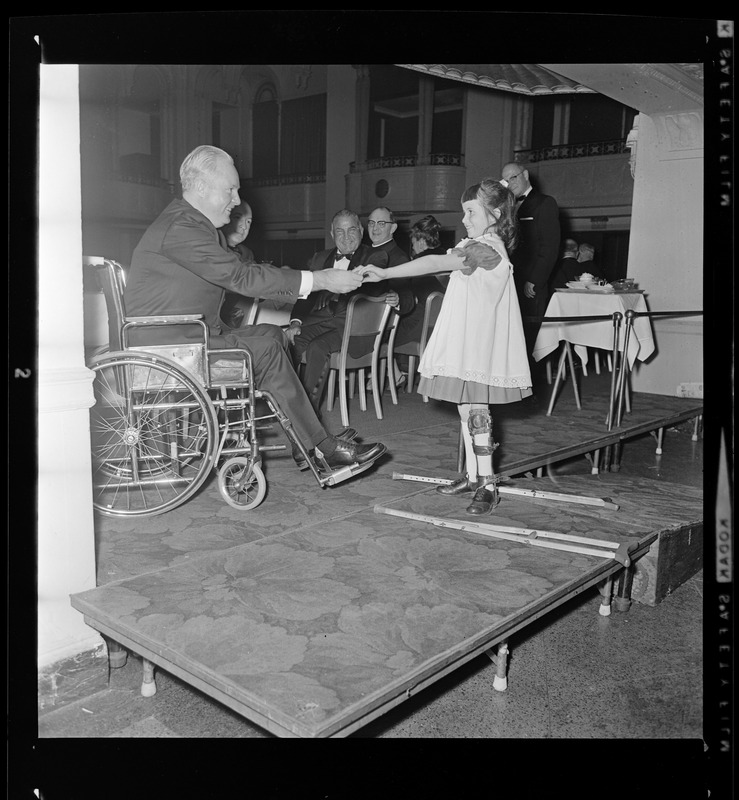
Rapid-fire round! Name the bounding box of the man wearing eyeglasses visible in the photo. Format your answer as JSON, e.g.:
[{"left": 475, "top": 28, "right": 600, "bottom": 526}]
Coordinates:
[
  {"left": 290, "top": 208, "right": 412, "bottom": 425},
  {"left": 501, "top": 162, "right": 561, "bottom": 386},
  {"left": 365, "top": 207, "right": 416, "bottom": 388}
]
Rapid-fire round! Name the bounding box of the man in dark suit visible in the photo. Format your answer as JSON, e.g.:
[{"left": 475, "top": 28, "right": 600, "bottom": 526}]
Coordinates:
[
  {"left": 576, "top": 242, "right": 604, "bottom": 281},
  {"left": 124, "top": 145, "right": 386, "bottom": 479},
  {"left": 291, "top": 208, "right": 414, "bottom": 413},
  {"left": 502, "top": 162, "right": 561, "bottom": 384},
  {"left": 549, "top": 238, "right": 581, "bottom": 291}
]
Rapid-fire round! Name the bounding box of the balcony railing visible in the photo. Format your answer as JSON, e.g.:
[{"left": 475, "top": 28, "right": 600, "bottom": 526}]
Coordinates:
[
  {"left": 111, "top": 172, "right": 174, "bottom": 191},
  {"left": 244, "top": 172, "right": 326, "bottom": 188},
  {"left": 350, "top": 153, "right": 464, "bottom": 171},
  {"left": 516, "top": 139, "right": 628, "bottom": 163}
]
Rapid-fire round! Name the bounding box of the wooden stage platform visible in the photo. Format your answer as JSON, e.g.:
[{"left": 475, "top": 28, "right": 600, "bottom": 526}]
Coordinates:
[{"left": 71, "top": 468, "right": 703, "bottom": 738}]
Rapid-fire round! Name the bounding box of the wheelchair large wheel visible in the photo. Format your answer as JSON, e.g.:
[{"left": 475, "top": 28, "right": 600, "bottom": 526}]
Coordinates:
[
  {"left": 217, "top": 457, "right": 267, "bottom": 510},
  {"left": 88, "top": 351, "right": 219, "bottom": 516}
]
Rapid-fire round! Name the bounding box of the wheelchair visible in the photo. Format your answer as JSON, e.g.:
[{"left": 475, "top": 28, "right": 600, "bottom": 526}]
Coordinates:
[{"left": 86, "top": 258, "right": 372, "bottom": 518}]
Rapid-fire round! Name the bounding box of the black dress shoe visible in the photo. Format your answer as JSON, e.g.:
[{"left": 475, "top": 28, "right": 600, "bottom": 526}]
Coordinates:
[
  {"left": 436, "top": 476, "right": 475, "bottom": 496},
  {"left": 293, "top": 429, "right": 358, "bottom": 470},
  {"left": 466, "top": 476, "right": 500, "bottom": 516},
  {"left": 321, "top": 439, "right": 387, "bottom": 469}
]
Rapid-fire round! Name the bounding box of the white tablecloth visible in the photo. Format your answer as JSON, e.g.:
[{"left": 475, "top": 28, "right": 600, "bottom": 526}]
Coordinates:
[{"left": 533, "top": 291, "right": 655, "bottom": 369}]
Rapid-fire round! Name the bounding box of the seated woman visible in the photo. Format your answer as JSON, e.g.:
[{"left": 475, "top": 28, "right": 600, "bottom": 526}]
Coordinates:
[
  {"left": 393, "top": 215, "right": 448, "bottom": 379},
  {"left": 219, "top": 201, "right": 295, "bottom": 330}
]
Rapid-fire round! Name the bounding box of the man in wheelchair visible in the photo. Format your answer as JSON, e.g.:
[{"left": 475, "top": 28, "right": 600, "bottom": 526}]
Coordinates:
[{"left": 123, "top": 145, "right": 387, "bottom": 482}]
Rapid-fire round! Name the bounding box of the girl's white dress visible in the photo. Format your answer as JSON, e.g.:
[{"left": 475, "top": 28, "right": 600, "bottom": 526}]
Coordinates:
[{"left": 417, "top": 233, "right": 532, "bottom": 404}]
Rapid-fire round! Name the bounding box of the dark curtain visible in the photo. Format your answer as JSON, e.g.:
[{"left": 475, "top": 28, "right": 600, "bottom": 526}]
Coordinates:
[
  {"left": 279, "top": 93, "right": 326, "bottom": 176},
  {"left": 252, "top": 100, "right": 279, "bottom": 179}
]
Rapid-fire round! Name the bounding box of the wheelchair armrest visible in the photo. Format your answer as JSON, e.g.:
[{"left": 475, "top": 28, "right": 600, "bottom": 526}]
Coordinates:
[{"left": 124, "top": 314, "right": 205, "bottom": 324}]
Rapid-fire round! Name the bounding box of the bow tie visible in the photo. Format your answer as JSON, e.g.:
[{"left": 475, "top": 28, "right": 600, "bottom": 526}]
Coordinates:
[{"left": 335, "top": 252, "right": 354, "bottom": 261}]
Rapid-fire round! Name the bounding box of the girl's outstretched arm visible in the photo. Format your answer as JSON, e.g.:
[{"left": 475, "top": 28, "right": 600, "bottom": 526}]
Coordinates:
[{"left": 358, "top": 251, "right": 465, "bottom": 283}]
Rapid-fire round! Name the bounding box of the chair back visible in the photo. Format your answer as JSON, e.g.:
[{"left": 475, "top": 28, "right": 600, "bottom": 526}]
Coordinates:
[
  {"left": 419, "top": 290, "right": 444, "bottom": 353},
  {"left": 252, "top": 301, "right": 292, "bottom": 327},
  {"left": 339, "top": 294, "right": 392, "bottom": 368},
  {"left": 90, "top": 258, "right": 128, "bottom": 351}
]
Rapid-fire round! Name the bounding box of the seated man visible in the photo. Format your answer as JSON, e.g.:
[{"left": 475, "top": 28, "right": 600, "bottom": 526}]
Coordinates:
[
  {"left": 576, "top": 242, "right": 604, "bottom": 281},
  {"left": 289, "top": 209, "right": 414, "bottom": 413},
  {"left": 549, "top": 238, "right": 581, "bottom": 291},
  {"left": 123, "top": 145, "right": 386, "bottom": 479}
]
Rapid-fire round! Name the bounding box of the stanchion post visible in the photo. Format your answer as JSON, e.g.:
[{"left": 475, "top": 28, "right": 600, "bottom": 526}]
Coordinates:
[{"left": 606, "top": 312, "right": 622, "bottom": 431}]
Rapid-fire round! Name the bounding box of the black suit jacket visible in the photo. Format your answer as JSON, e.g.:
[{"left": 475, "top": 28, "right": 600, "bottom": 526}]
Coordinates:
[
  {"left": 549, "top": 256, "right": 581, "bottom": 290},
  {"left": 125, "top": 198, "right": 302, "bottom": 346},
  {"left": 290, "top": 244, "right": 394, "bottom": 323},
  {"left": 512, "top": 188, "right": 561, "bottom": 292}
]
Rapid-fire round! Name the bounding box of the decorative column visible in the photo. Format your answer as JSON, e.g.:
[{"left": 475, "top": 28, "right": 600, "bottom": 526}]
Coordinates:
[
  {"left": 354, "top": 65, "right": 371, "bottom": 170},
  {"left": 417, "top": 76, "right": 435, "bottom": 166},
  {"left": 38, "top": 64, "right": 100, "bottom": 667}
]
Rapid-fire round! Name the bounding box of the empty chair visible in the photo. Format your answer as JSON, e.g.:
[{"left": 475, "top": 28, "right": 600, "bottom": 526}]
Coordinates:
[
  {"left": 324, "top": 294, "right": 393, "bottom": 427},
  {"left": 250, "top": 300, "right": 294, "bottom": 328}
]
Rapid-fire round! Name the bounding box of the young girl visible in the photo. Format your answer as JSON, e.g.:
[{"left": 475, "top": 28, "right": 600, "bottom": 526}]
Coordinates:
[{"left": 359, "top": 178, "right": 532, "bottom": 515}]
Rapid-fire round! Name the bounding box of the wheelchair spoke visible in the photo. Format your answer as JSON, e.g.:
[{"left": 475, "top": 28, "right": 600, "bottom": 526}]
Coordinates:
[{"left": 89, "top": 354, "right": 218, "bottom": 516}]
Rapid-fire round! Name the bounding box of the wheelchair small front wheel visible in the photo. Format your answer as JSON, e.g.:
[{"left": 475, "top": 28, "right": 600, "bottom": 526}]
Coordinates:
[{"left": 217, "top": 457, "right": 267, "bottom": 510}]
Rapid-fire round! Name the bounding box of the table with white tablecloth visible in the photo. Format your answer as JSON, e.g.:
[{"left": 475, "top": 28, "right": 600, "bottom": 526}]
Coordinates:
[
  {"left": 533, "top": 290, "right": 655, "bottom": 422},
  {"left": 533, "top": 290, "right": 655, "bottom": 369}
]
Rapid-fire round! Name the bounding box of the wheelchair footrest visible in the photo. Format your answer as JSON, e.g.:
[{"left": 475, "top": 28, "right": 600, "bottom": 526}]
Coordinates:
[{"left": 319, "top": 459, "right": 378, "bottom": 487}]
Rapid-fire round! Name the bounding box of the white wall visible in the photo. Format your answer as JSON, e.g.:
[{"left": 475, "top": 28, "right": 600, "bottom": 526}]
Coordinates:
[
  {"left": 627, "top": 111, "right": 704, "bottom": 396},
  {"left": 38, "top": 64, "right": 101, "bottom": 667}
]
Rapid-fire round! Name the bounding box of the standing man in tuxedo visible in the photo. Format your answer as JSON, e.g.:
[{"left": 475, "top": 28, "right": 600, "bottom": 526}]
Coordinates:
[
  {"left": 290, "top": 209, "right": 412, "bottom": 416},
  {"left": 501, "top": 162, "right": 561, "bottom": 386}
]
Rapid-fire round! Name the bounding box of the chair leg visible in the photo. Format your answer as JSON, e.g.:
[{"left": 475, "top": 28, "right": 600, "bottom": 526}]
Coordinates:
[
  {"left": 348, "top": 372, "right": 356, "bottom": 399},
  {"left": 326, "top": 370, "right": 336, "bottom": 411},
  {"left": 339, "top": 368, "right": 350, "bottom": 426},
  {"left": 546, "top": 357, "right": 552, "bottom": 385},
  {"left": 358, "top": 368, "right": 368, "bottom": 412},
  {"left": 406, "top": 355, "right": 416, "bottom": 393},
  {"left": 546, "top": 346, "right": 568, "bottom": 416},
  {"left": 593, "top": 349, "right": 601, "bottom": 374},
  {"left": 387, "top": 358, "right": 399, "bottom": 405},
  {"left": 371, "top": 366, "right": 384, "bottom": 420}
]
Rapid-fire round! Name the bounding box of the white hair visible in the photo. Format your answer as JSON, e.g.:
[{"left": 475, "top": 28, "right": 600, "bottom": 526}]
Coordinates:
[{"left": 179, "top": 145, "right": 233, "bottom": 192}]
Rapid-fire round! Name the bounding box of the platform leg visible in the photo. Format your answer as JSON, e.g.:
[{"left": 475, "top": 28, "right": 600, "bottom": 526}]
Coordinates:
[
  {"left": 588, "top": 449, "right": 600, "bottom": 474},
  {"left": 487, "top": 640, "right": 509, "bottom": 692},
  {"left": 141, "top": 658, "right": 157, "bottom": 697},
  {"left": 610, "top": 442, "right": 622, "bottom": 472},
  {"left": 613, "top": 566, "right": 634, "bottom": 613},
  {"left": 692, "top": 414, "right": 702, "bottom": 442},
  {"left": 654, "top": 426, "right": 665, "bottom": 455},
  {"left": 598, "top": 578, "right": 613, "bottom": 617},
  {"left": 105, "top": 638, "right": 127, "bottom": 669}
]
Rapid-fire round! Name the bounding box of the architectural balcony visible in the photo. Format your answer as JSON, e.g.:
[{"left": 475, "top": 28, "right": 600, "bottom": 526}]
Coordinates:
[
  {"left": 347, "top": 153, "right": 467, "bottom": 216},
  {"left": 242, "top": 174, "right": 327, "bottom": 230}
]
